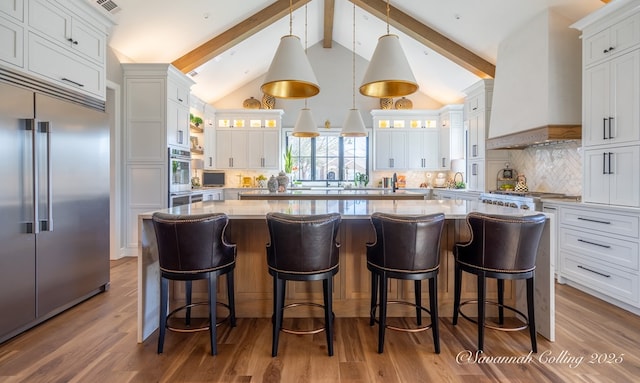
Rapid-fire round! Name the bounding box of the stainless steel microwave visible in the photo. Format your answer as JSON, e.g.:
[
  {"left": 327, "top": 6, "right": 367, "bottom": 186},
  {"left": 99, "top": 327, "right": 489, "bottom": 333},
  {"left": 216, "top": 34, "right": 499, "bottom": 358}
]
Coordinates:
[{"left": 202, "top": 171, "right": 225, "bottom": 187}]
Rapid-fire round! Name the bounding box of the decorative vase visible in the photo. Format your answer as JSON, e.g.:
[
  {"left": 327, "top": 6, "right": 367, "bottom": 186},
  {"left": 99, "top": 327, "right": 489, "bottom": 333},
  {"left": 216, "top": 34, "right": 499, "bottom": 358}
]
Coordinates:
[
  {"left": 243, "top": 96, "right": 261, "bottom": 109},
  {"left": 395, "top": 97, "right": 413, "bottom": 110},
  {"left": 380, "top": 97, "right": 393, "bottom": 110},
  {"left": 262, "top": 93, "right": 275, "bottom": 109},
  {"left": 267, "top": 175, "right": 278, "bottom": 192},
  {"left": 276, "top": 171, "right": 289, "bottom": 192}
]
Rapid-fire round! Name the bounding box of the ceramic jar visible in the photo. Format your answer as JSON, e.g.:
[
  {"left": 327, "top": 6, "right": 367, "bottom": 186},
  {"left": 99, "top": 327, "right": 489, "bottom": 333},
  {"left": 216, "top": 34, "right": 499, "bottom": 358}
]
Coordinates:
[{"left": 267, "top": 175, "right": 278, "bottom": 192}]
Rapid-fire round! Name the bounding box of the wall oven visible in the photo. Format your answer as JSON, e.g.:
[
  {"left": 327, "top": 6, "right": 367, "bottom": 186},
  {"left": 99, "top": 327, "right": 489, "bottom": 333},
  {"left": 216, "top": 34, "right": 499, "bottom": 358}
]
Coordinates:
[{"left": 169, "top": 148, "right": 191, "bottom": 192}]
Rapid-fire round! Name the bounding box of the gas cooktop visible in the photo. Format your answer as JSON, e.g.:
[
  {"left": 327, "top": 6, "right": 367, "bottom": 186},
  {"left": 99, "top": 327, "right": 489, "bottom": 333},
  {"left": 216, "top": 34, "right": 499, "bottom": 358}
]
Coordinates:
[{"left": 487, "top": 190, "right": 566, "bottom": 198}]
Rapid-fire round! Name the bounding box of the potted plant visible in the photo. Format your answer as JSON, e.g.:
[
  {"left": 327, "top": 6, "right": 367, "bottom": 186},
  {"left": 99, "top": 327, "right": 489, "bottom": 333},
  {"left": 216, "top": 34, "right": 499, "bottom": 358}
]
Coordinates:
[{"left": 190, "top": 114, "right": 203, "bottom": 127}]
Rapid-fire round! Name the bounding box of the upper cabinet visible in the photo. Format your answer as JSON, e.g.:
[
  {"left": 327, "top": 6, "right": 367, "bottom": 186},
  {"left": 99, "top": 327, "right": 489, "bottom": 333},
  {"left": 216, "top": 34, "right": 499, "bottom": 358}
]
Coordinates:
[
  {"left": 583, "top": 12, "right": 640, "bottom": 67},
  {"left": 574, "top": 0, "right": 640, "bottom": 207},
  {"left": 0, "top": 0, "right": 112, "bottom": 100},
  {"left": 214, "top": 109, "right": 283, "bottom": 170},
  {"left": 372, "top": 109, "right": 448, "bottom": 171}
]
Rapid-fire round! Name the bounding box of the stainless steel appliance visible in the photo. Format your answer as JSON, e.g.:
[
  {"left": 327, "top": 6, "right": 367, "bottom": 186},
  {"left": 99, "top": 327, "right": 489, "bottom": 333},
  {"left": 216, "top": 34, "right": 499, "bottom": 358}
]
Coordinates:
[
  {"left": 169, "top": 148, "right": 191, "bottom": 192},
  {"left": 480, "top": 190, "right": 570, "bottom": 211},
  {"left": 0, "top": 76, "right": 109, "bottom": 343}
]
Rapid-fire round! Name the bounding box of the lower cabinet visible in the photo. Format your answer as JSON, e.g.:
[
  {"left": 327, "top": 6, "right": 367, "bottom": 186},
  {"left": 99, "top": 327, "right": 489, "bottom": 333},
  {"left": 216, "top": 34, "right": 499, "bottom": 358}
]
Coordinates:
[{"left": 557, "top": 204, "right": 640, "bottom": 312}]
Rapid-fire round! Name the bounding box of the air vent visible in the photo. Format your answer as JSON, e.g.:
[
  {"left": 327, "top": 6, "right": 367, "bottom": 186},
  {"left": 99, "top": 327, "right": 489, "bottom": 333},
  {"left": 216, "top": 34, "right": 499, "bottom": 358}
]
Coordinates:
[{"left": 93, "top": 0, "right": 121, "bottom": 14}]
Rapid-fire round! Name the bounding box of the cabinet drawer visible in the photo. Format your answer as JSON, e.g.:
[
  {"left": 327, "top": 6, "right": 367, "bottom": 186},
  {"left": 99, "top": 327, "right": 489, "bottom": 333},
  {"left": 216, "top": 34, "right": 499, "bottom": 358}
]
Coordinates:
[
  {"left": 560, "top": 207, "right": 639, "bottom": 238},
  {"left": 28, "top": 33, "right": 104, "bottom": 99},
  {"left": 562, "top": 253, "right": 639, "bottom": 305},
  {"left": 559, "top": 227, "right": 638, "bottom": 270},
  {"left": 0, "top": 0, "right": 23, "bottom": 21}
]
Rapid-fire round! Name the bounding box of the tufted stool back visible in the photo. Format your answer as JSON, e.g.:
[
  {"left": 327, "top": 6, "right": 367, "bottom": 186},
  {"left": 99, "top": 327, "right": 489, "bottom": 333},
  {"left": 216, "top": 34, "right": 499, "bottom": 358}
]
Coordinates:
[
  {"left": 456, "top": 212, "right": 546, "bottom": 273},
  {"left": 153, "top": 212, "right": 235, "bottom": 275},
  {"left": 368, "top": 212, "right": 445, "bottom": 273},
  {"left": 266, "top": 212, "right": 341, "bottom": 275}
]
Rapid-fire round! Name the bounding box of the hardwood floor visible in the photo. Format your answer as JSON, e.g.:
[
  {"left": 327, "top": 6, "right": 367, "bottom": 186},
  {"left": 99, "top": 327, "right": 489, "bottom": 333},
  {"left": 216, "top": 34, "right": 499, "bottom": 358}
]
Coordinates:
[{"left": 0, "top": 257, "right": 639, "bottom": 382}]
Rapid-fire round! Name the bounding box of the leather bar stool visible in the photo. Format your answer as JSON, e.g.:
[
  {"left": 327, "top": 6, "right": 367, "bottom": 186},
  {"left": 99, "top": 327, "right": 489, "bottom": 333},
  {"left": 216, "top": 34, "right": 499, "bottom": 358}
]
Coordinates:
[
  {"left": 367, "top": 212, "right": 445, "bottom": 354},
  {"left": 265, "top": 212, "right": 341, "bottom": 357},
  {"left": 453, "top": 212, "right": 546, "bottom": 352},
  {"left": 152, "top": 212, "right": 236, "bottom": 356}
]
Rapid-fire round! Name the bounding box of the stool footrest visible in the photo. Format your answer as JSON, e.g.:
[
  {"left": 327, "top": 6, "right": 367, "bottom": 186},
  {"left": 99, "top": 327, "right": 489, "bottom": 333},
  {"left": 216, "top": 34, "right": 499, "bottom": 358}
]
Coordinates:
[
  {"left": 166, "top": 302, "right": 231, "bottom": 333},
  {"left": 278, "top": 302, "right": 335, "bottom": 335},
  {"left": 458, "top": 300, "right": 528, "bottom": 332},
  {"left": 371, "top": 300, "right": 433, "bottom": 333}
]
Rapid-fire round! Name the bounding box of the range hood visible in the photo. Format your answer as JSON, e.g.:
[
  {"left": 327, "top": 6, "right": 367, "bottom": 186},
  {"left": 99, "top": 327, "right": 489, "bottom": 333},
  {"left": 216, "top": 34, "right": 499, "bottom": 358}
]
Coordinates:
[{"left": 487, "top": 9, "right": 582, "bottom": 149}]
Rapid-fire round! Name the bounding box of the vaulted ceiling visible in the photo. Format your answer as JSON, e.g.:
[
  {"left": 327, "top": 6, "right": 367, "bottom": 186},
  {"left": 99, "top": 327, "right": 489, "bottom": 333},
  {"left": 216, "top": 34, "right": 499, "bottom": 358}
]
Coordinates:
[{"left": 104, "top": 0, "right": 606, "bottom": 105}]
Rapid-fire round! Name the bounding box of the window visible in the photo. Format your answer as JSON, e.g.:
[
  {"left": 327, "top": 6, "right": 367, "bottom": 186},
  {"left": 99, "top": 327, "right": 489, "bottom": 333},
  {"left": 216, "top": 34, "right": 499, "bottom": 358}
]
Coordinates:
[{"left": 285, "top": 132, "right": 369, "bottom": 182}]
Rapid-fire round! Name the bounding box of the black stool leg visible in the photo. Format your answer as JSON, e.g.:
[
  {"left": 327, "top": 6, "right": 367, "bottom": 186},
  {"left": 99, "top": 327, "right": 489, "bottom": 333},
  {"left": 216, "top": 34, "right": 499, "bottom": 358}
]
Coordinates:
[
  {"left": 477, "top": 273, "right": 486, "bottom": 352},
  {"left": 415, "top": 280, "right": 422, "bottom": 326},
  {"left": 378, "top": 273, "right": 388, "bottom": 354},
  {"left": 158, "top": 276, "right": 169, "bottom": 354},
  {"left": 527, "top": 276, "right": 537, "bottom": 353},
  {"left": 227, "top": 269, "right": 236, "bottom": 327},
  {"left": 209, "top": 273, "right": 218, "bottom": 356},
  {"left": 370, "top": 271, "right": 378, "bottom": 326},
  {"left": 185, "top": 280, "right": 192, "bottom": 327},
  {"left": 429, "top": 275, "right": 440, "bottom": 354},
  {"left": 323, "top": 277, "right": 334, "bottom": 356},
  {"left": 497, "top": 279, "right": 505, "bottom": 325},
  {"left": 272, "top": 276, "right": 285, "bottom": 357},
  {"left": 452, "top": 263, "right": 462, "bottom": 325}
]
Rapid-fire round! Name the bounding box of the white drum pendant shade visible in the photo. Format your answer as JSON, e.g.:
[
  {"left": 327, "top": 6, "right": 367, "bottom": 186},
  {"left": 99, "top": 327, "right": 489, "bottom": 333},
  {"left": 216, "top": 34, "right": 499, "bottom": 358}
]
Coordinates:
[
  {"left": 261, "top": 35, "right": 320, "bottom": 99},
  {"left": 341, "top": 109, "right": 367, "bottom": 137},
  {"left": 293, "top": 108, "right": 319, "bottom": 137},
  {"left": 360, "top": 34, "right": 418, "bottom": 98}
]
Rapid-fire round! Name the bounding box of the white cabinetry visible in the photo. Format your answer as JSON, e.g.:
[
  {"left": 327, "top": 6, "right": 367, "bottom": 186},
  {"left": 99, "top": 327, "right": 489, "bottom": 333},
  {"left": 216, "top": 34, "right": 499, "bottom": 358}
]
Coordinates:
[
  {"left": 372, "top": 109, "right": 445, "bottom": 171},
  {"left": 203, "top": 104, "right": 216, "bottom": 169},
  {"left": 463, "top": 80, "right": 508, "bottom": 191},
  {"left": 439, "top": 105, "right": 464, "bottom": 170},
  {"left": 0, "top": 0, "right": 111, "bottom": 100},
  {"left": 0, "top": 0, "right": 24, "bottom": 68},
  {"left": 122, "top": 64, "right": 194, "bottom": 253},
  {"left": 575, "top": 2, "right": 640, "bottom": 208},
  {"left": 557, "top": 204, "right": 640, "bottom": 313},
  {"left": 214, "top": 109, "right": 283, "bottom": 170},
  {"left": 583, "top": 12, "right": 640, "bottom": 67},
  {"left": 583, "top": 145, "right": 640, "bottom": 206},
  {"left": 583, "top": 50, "right": 640, "bottom": 146}
]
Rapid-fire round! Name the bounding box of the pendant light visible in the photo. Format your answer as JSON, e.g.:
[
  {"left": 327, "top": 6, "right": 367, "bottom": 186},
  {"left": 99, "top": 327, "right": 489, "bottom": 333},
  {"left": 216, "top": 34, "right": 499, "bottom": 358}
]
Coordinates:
[
  {"left": 341, "top": 2, "right": 367, "bottom": 137},
  {"left": 292, "top": 4, "right": 319, "bottom": 137},
  {"left": 359, "top": 0, "right": 418, "bottom": 98},
  {"left": 261, "top": 0, "right": 320, "bottom": 99}
]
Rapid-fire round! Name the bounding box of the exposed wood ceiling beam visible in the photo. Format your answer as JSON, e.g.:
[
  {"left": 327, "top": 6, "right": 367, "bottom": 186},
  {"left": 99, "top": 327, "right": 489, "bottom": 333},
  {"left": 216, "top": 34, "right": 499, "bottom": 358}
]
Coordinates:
[
  {"left": 323, "top": 0, "right": 335, "bottom": 48},
  {"left": 350, "top": 0, "right": 495, "bottom": 79},
  {"left": 172, "top": 0, "right": 311, "bottom": 73}
]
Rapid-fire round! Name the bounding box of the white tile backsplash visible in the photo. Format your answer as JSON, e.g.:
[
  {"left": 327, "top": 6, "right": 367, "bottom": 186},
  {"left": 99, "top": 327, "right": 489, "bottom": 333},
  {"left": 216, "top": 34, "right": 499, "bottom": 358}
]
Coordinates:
[{"left": 507, "top": 141, "right": 582, "bottom": 196}]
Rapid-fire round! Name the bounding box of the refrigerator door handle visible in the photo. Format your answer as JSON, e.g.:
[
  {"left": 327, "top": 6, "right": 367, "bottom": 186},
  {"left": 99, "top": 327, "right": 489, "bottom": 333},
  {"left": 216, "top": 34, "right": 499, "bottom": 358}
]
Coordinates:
[
  {"left": 27, "top": 119, "right": 38, "bottom": 234},
  {"left": 38, "top": 121, "right": 53, "bottom": 232}
]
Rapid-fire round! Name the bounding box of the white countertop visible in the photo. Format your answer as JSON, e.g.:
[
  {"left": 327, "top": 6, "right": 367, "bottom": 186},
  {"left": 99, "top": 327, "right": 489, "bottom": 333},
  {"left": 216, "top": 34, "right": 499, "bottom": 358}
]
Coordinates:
[{"left": 140, "top": 199, "right": 548, "bottom": 220}]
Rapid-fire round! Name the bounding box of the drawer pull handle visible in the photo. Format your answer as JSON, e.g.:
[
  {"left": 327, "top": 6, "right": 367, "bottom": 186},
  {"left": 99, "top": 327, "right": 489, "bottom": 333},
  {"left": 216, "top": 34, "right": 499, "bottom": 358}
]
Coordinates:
[
  {"left": 577, "top": 239, "right": 611, "bottom": 249},
  {"left": 577, "top": 217, "right": 611, "bottom": 225},
  {"left": 61, "top": 78, "right": 84, "bottom": 87},
  {"left": 577, "top": 265, "right": 611, "bottom": 278}
]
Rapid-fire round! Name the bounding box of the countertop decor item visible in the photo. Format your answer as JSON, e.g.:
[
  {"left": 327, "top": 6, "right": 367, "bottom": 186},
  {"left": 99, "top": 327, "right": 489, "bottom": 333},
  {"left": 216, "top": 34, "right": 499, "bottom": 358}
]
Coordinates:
[
  {"left": 242, "top": 96, "right": 261, "bottom": 109},
  {"left": 380, "top": 97, "right": 393, "bottom": 109},
  {"left": 267, "top": 175, "right": 278, "bottom": 192},
  {"left": 277, "top": 171, "right": 289, "bottom": 192}
]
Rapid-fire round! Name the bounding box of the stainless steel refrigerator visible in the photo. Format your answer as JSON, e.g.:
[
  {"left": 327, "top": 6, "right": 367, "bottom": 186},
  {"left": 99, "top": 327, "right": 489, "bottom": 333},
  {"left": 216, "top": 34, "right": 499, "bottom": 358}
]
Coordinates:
[{"left": 0, "top": 78, "right": 110, "bottom": 343}]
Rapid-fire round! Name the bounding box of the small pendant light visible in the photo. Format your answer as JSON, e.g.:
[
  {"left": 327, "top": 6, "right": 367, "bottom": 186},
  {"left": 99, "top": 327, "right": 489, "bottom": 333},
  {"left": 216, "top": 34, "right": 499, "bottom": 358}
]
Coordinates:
[
  {"left": 359, "top": 0, "right": 418, "bottom": 98},
  {"left": 292, "top": 3, "right": 319, "bottom": 137},
  {"left": 261, "top": 0, "right": 320, "bottom": 99},
  {"left": 341, "top": 2, "right": 367, "bottom": 137}
]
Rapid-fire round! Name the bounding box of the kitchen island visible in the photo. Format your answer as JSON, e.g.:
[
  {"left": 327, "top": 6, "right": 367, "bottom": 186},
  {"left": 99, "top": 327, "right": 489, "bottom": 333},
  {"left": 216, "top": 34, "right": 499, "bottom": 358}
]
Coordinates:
[
  {"left": 138, "top": 199, "right": 554, "bottom": 344},
  {"left": 238, "top": 189, "right": 427, "bottom": 200}
]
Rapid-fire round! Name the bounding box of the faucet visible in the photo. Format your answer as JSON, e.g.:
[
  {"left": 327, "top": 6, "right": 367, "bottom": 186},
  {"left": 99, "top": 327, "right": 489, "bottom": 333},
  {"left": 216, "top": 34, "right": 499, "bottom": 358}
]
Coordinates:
[{"left": 392, "top": 172, "right": 397, "bottom": 193}]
